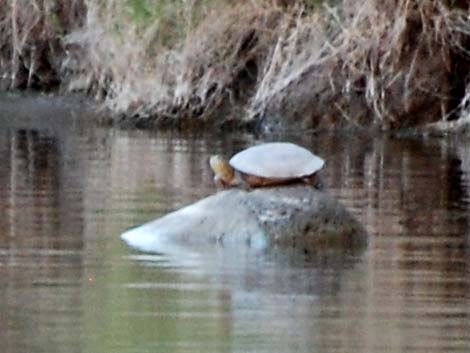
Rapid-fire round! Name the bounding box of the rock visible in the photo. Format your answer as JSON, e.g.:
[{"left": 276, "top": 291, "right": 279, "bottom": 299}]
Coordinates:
[{"left": 121, "top": 186, "right": 368, "bottom": 256}]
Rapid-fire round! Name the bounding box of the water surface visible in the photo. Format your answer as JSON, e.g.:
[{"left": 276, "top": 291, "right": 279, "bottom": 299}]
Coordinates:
[{"left": 0, "top": 95, "right": 469, "bottom": 353}]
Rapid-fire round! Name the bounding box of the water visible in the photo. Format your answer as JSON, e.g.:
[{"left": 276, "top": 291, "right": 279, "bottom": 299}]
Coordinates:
[{"left": 1, "top": 95, "right": 470, "bottom": 353}]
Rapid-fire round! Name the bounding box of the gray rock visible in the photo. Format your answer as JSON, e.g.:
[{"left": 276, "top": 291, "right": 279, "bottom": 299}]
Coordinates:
[{"left": 121, "top": 186, "right": 368, "bottom": 256}]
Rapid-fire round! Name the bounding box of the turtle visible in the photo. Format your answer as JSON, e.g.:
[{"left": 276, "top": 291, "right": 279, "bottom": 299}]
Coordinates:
[{"left": 209, "top": 142, "right": 325, "bottom": 188}]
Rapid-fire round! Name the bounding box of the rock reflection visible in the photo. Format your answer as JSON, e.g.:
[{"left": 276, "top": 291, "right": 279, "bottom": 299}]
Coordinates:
[{"left": 124, "top": 249, "right": 366, "bottom": 353}]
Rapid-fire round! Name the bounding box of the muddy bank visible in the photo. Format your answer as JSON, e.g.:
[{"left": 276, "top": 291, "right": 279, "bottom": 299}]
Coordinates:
[{"left": 1, "top": 0, "right": 470, "bottom": 132}]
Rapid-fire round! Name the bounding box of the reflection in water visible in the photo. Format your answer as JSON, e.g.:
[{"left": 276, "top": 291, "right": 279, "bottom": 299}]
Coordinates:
[
  {"left": 321, "top": 135, "right": 470, "bottom": 352},
  {"left": 2, "top": 129, "right": 84, "bottom": 246},
  {"left": 0, "top": 102, "right": 470, "bottom": 352},
  {"left": 0, "top": 128, "right": 84, "bottom": 353}
]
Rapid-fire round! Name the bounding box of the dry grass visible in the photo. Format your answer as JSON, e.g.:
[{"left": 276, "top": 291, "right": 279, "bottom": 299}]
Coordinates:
[
  {"left": 1, "top": 0, "right": 470, "bottom": 131},
  {"left": 0, "top": 0, "right": 84, "bottom": 89},
  {"left": 63, "top": 0, "right": 189, "bottom": 109},
  {"left": 249, "top": 0, "right": 470, "bottom": 130},
  {"left": 339, "top": 0, "right": 470, "bottom": 128},
  {"left": 63, "top": 0, "right": 286, "bottom": 127}
]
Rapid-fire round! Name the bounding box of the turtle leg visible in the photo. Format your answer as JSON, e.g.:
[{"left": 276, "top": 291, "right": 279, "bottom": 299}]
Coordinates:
[
  {"left": 303, "top": 174, "right": 325, "bottom": 190},
  {"left": 214, "top": 175, "right": 229, "bottom": 189},
  {"left": 240, "top": 181, "right": 252, "bottom": 192},
  {"left": 214, "top": 175, "right": 241, "bottom": 189},
  {"left": 238, "top": 172, "right": 254, "bottom": 191}
]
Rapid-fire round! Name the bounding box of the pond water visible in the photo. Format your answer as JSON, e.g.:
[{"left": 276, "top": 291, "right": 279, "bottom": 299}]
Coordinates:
[{"left": 0, "top": 95, "right": 470, "bottom": 353}]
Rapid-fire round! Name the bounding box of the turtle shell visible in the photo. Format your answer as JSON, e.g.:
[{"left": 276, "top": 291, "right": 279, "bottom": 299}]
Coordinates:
[{"left": 229, "top": 142, "right": 324, "bottom": 179}]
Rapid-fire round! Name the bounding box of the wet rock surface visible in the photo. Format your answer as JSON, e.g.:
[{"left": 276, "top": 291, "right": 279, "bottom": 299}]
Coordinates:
[{"left": 121, "top": 185, "right": 368, "bottom": 256}]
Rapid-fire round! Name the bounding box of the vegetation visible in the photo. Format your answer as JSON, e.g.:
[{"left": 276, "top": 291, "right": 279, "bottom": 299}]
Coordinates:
[
  {"left": 0, "top": 0, "right": 85, "bottom": 89},
  {"left": 1, "top": 0, "right": 470, "bottom": 132}
]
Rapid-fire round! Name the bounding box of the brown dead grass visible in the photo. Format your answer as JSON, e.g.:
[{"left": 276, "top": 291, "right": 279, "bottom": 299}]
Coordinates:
[
  {"left": 0, "top": 0, "right": 85, "bottom": 89},
  {"left": 249, "top": 0, "right": 470, "bottom": 130},
  {"left": 1, "top": 0, "right": 470, "bottom": 131},
  {"left": 63, "top": 1, "right": 286, "bottom": 128}
]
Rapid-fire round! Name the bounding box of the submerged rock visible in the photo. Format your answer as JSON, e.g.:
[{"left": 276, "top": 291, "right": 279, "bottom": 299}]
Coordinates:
[{"left": 121, "top": 186, "right": 368, "bottom": 256}]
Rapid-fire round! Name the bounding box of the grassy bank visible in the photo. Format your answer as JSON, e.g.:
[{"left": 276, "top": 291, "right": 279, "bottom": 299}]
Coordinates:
[
  {"left": 1, "top": 0, "right": 469, "bottom": 132},
  {"left": 0, "top": 0, "right": 85, "bottom": 89}
]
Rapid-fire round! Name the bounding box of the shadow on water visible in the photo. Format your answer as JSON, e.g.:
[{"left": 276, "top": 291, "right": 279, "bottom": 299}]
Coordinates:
[{"left": 0, "top": 95, "right": 469, "bottom": 352}]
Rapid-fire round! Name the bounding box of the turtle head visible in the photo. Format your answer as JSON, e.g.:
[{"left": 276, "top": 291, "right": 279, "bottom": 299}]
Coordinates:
[{"left": 209, "top": 155, "right": 235, "bottom": 187}]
